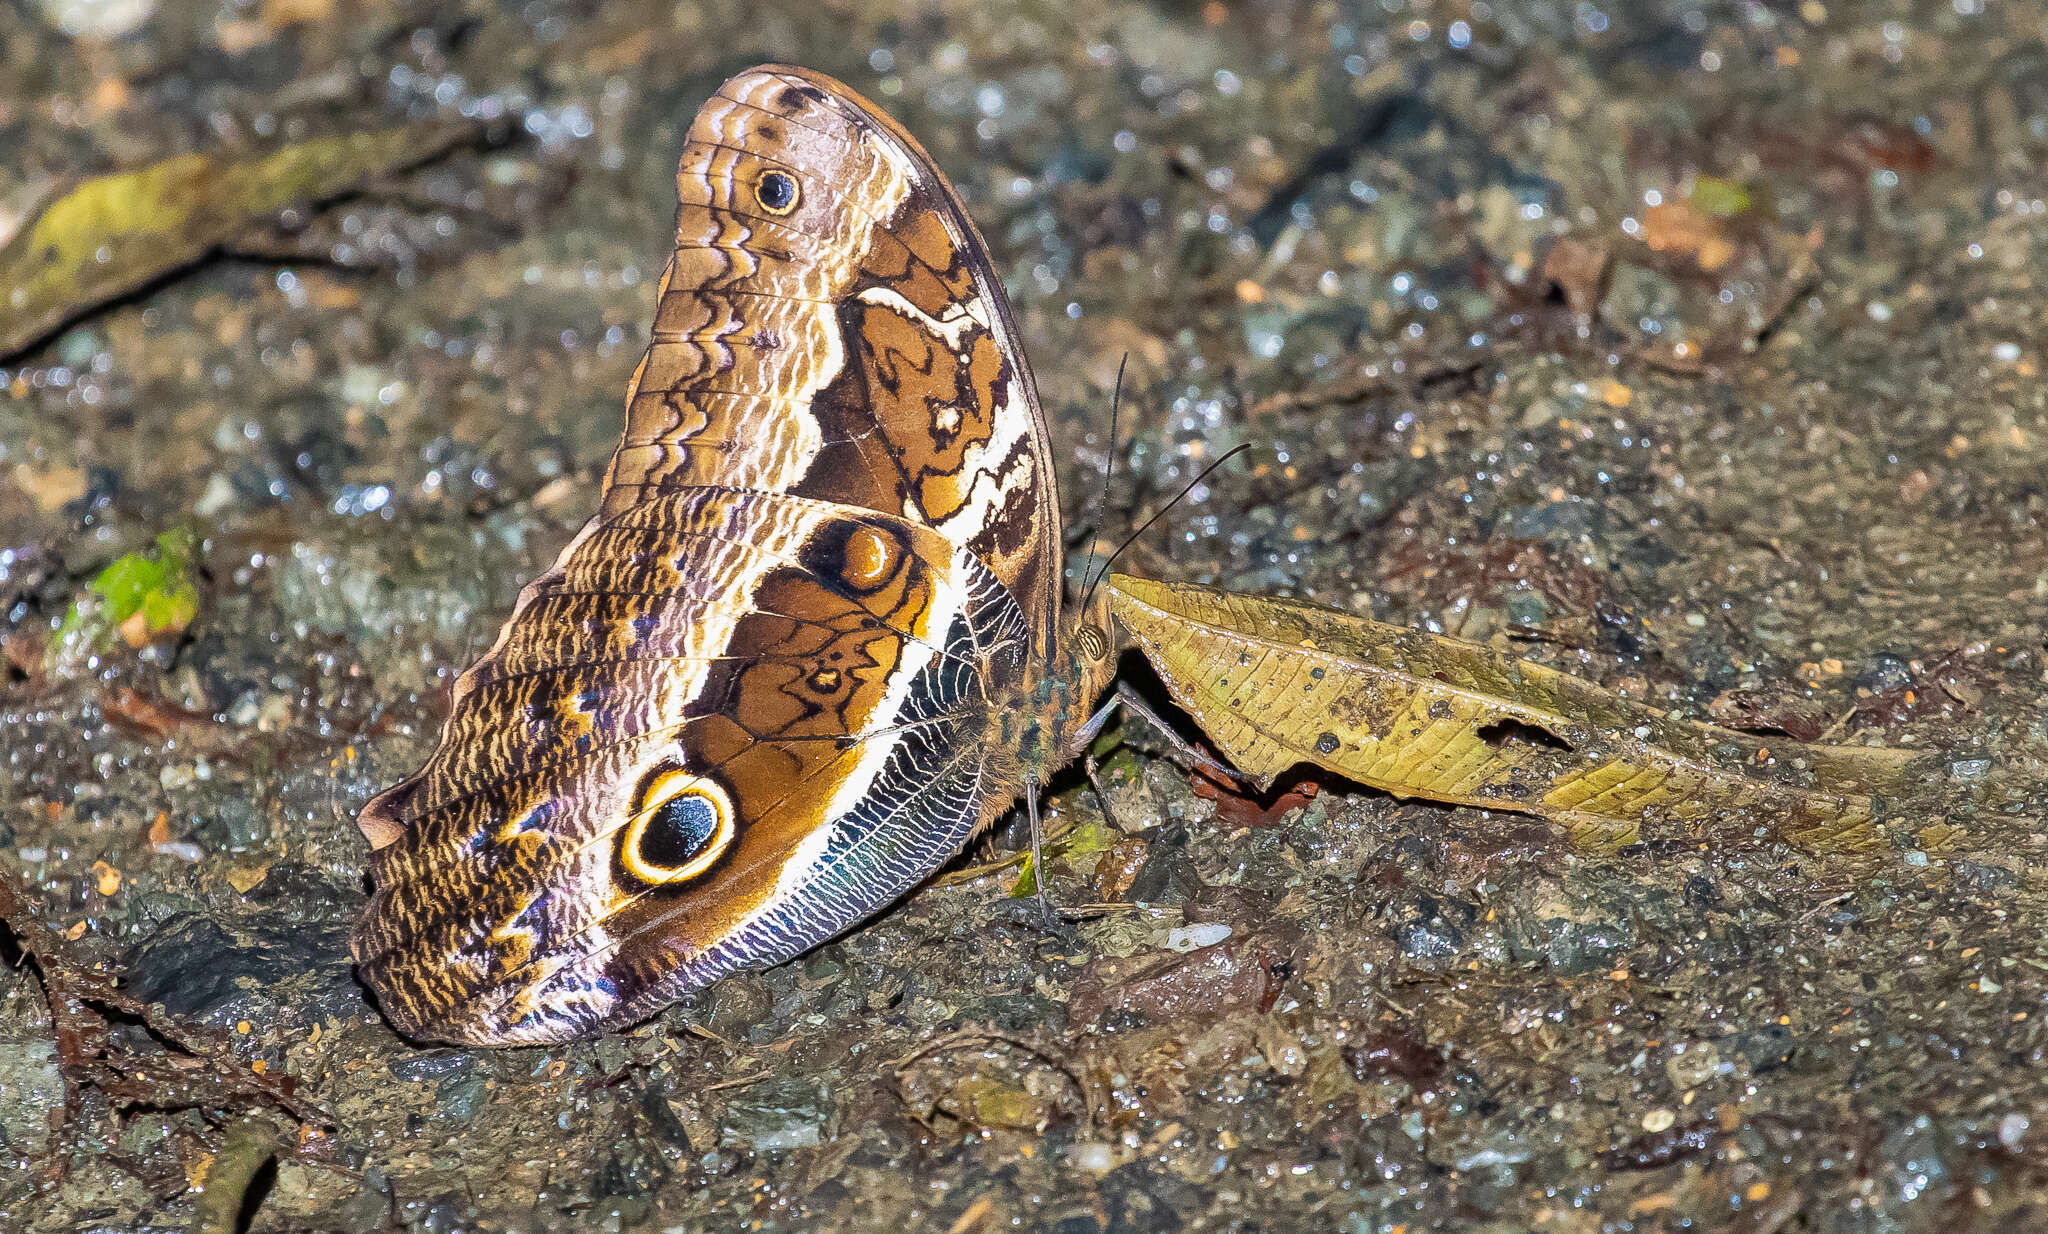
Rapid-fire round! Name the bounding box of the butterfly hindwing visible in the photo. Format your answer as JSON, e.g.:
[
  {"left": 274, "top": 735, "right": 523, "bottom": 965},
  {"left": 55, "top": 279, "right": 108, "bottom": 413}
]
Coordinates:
[{"left": 354, "top": 490, "right": 1031, "bottom": 1043}]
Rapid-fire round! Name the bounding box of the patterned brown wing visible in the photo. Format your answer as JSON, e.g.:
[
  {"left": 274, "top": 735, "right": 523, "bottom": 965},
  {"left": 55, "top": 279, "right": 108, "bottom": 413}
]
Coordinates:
[
  {"left": 354, "top": 489, "right": 1032, "bottom": 1043},
  {"left": 351, "top": 65, "right": 1079, "bottom": 1045},
  {"left": 604, "top": 65, "right": 1061, "bottom": 656}
]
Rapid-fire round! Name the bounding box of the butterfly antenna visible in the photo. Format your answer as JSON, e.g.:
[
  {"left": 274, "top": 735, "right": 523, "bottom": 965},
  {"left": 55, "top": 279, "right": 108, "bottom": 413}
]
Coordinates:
[
  {"left": 1081, "top": 442, "right": 1254, "bottom": 606},
  {"left": 1077, "top": 354, "right": 1126, "bottom": 603}
]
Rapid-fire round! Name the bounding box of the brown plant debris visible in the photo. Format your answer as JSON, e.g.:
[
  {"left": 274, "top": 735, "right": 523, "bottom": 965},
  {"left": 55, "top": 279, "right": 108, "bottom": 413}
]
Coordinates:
[{"left": 0, "top": 866, "right": 332, "bottom": 1147}]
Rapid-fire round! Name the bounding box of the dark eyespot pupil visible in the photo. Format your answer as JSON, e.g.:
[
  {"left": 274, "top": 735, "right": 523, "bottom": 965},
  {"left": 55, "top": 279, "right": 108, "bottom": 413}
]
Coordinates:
[
  {"left": 639, "top": 793, "right": 719, "bottom": 870},
  {"left": 758, "top": 172, "right": 796, "bottom": 210}
]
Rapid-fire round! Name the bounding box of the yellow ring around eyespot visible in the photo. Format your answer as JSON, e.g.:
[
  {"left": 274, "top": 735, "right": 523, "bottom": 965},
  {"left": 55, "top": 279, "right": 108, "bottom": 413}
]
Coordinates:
[
  {"left": 753, "top": 169, "right": 801, "bottom": 216},
  {"left": 619, "top": 770, "right": 735, "bottom": 885}
]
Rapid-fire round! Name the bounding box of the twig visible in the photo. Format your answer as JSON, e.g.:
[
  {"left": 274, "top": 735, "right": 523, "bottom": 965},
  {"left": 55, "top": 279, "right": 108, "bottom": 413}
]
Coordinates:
[
  {"left": 190, "top": 1117, "right": 279, "bottom": 1234},
  {"left": 1815, "top": 704, "right": 1861, "bottom": 743}
]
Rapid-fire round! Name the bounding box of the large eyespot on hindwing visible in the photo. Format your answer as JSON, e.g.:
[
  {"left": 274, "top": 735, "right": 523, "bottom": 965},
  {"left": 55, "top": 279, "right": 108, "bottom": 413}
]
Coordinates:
[
  {"left": 618, "top": 768, "right": 736, "bottom": 887},
  {"left": 801, "top": 518, "right": 909, "bottom": 599},
  {"left": 753, "top": 169, "right": 801, "bottom": 216}
]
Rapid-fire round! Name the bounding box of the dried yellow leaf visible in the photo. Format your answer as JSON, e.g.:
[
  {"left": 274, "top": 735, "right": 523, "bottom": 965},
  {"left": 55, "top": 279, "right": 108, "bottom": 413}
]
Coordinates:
[{"left": 1105, "top": 574, "right": 1923, "bottom": 854}]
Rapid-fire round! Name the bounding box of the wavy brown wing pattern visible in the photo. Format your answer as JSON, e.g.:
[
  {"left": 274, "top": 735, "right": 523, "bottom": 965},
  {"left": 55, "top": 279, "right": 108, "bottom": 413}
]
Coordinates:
[
  {"left": 607, "top": 64, "right": 1060, "bottom": 652},
  {"left": 355, "top": 490, "right": 1033, "bottom": 1044},
  {"left": 351, "top": 65, "right": 1070, "bottom": 1046}
]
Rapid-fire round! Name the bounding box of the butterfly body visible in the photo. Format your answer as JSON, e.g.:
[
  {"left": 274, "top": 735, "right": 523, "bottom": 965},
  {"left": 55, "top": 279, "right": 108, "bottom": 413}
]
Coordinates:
[{"left": 352, "top": 66, "right": 1113, "bottom": 1046}]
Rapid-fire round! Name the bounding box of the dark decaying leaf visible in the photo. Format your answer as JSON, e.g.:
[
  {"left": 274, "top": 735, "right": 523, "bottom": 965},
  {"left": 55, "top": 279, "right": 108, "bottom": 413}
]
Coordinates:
[
  {"left": 0, "top": 121, "right": 485, "bottom": 361},
  {"left": 0, "top": 865, "right": 330, "bottom": 1161}
]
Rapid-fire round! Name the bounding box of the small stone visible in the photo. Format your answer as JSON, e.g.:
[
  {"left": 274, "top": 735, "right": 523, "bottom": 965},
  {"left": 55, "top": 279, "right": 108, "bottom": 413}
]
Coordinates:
[
  {"left": 1505, "top": 592, "right": 1549, "bottom": 627},
  {"left": 593, "top": 1037, "right": 632, "bottom": 1076},
  {"left": 437, "top": 1073, "right": 491, "bottom": 1120},
  {"left": 1163, "top": 923, "right": 1233, "bottom": 952},
  {"left": 228, "top": 692, "right": 263, "bottom": 726},
  {"left": 1951, "top": 861, "right": 2019, "bottom": 893},
  {"left": 216, "top": 796, "right": 269, "bottom": 849},
  {"left": 1067, "top": 1141, "right": 1118, "bottom": 1173},
  {"left": 1663, "top": 1042, "right": 1720, "bottom": 1090},
  {"left": 1398, "top": 915, "right": 1464, "bottom": 963},
  {"left": 1856, "top": 653, "right": 1914, "bottom": 694},
  {"left": 0, "top": 1038, "right": 63, "bottom": 1156},
  {"left": 720, "top": 1078, "right": 827, "bottom": 1153},
  {"left": 38, "top": 0, "right": 155, "bottom": 37},
  {"left": 195, "top": 472, "right": 238, "bottom": 519},
  {"left": 388, "top": 1051, "right": 473, "bottom": 1085},
  {"left": 699, "top": 973, "right": 775, "bottom": 1041},
  {"left": 1642, "top": 1108, "right": 1676, "bottom": 1133},
  {"left": 1999, "top": 1113, "right": 2029, "bottom": 1148},
  {"left": 256, "top": 693, "right": 294, "bottom": 732},
  {"left": 127, "top": 910, "right": 354, "bottom": 1026}
]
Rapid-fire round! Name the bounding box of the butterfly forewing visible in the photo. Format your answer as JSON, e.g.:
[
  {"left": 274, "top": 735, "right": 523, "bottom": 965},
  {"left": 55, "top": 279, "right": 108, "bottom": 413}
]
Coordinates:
[{"left": 606, "top": 66, "right": 1059, "bottom": 646}]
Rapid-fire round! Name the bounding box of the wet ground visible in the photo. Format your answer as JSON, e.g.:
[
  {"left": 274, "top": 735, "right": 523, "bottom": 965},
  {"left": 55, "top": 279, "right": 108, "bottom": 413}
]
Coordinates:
[{"left": 4, "top": 0, "right": 2048, "bottom": 1230}]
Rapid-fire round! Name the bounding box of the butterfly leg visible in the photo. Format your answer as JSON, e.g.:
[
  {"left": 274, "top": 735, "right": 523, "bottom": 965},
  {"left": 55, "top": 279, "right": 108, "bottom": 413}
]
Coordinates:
[
  {"left": 1071, "top": 684, "right": 1245, "bottom": 896},
  {"left": 1073, "top": 682, "right": 1242, "bottom": 784},
  {"left": 1007, "top": 777, "right": 1083, "bottom": 940},
  {"left": 1024, "top": 781, "right": 1073, "bottom": 924}
]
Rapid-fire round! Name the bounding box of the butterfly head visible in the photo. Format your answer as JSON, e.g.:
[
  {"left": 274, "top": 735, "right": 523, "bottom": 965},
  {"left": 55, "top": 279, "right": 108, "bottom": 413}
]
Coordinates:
[
  {"left": 1069, "top": 580, "right": 1117, "bottom": 681},
  {"left": 1013, "top": 589, "right": 1120, "bottom": 770}
]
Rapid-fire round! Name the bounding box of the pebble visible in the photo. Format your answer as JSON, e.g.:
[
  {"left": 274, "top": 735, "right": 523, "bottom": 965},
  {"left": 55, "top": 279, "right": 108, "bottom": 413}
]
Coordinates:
[
  {"left": 37, "top": 0, "right": 154, "bottom": 38},
  {"left": 1164, "top": 923, "right": 1233, "bottom": 952},
  {"left": 0, "top": 1038, "right": 63, "bottom": 1156},
  {"left": 1663, "top": 1042, "right": 1721, "bottom": 1090}
]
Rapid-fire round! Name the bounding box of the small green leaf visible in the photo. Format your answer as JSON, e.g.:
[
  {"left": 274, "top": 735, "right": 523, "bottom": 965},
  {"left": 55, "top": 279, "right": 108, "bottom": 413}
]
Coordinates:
[
  {"left": 1060, "top": 816, "right": 1119, "bottom": 860},
  {"left": 1689, "top": 175, "right": 1752, "bottom": 219},
  {"left": 1006, "top": 815, "right": 1118, "bottom": 898},
  {"left": 54, "top": 528, "right": 201, "bottom": 655}
]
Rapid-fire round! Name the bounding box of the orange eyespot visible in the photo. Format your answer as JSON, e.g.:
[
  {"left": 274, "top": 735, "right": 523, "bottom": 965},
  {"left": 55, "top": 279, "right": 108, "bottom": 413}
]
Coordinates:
[
  {"left": 755, "top": 170, "right": 800, "bottom": 216},
  {"left": 839, "top": 525, "right": 895, "bottom": 590},
  {"left": 620, "top": 770, "right": 734, "bottom": 885}
]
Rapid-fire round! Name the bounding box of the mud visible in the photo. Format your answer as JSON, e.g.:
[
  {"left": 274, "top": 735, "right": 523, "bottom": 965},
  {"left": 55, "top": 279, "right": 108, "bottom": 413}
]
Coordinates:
[{"left": 4, "top": 1, "right": 2048, "bottom": 1230}]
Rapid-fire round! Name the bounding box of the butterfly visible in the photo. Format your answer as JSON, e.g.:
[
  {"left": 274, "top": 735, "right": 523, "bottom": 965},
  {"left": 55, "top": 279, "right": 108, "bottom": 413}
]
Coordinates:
[{"left": 350, "top": 65, "right": 1124, "bottom": 1045}]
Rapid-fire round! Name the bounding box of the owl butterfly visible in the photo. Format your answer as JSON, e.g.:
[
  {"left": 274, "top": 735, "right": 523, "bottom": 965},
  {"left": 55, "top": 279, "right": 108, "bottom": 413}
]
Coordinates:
[{"left": 352, "top": 65, "right": 1120, "bottom": 1045}]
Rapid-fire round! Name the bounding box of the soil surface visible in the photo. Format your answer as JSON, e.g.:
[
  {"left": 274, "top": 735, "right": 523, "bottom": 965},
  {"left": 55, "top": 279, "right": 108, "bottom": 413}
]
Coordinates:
[{"left": 4, "top": 1, "right": 2048, "bottom": 1231}]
